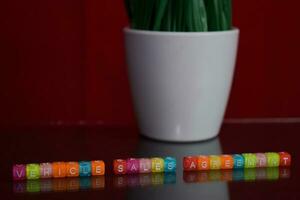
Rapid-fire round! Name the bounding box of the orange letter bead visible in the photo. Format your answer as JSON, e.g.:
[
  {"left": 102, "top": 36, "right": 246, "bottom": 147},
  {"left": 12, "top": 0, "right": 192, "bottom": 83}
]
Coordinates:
[
  {"left": 66, "top": 162, "right": 79, "bottom": 177},
  {"left": 113, "top": 159, "right": 127, "bottom": 175},
  {"left": 52, "top": 162, "right": 67, "bottom": 178},
  {"left": 279, "top": 152, "right": 291, "bottom": 167},
  {"left": 91, "top": 160, "right": 105, "bottom": 176},
  {"left": 220, "top": 155, "right": 234, "bottom": 169},
  {"left": 197, "top": 156, "right": 210, "bottom": 170},
  {"left": 183, "top": 156, "right": 198, "bottom": 171}
]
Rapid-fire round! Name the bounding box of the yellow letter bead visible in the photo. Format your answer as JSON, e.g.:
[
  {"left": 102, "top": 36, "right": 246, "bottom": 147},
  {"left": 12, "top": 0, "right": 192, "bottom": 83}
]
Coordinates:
[
  {"left": 265, "top": 152, "right": 280, "bottom": 167},
  {"left": 151, "top": 158, "right": 164, "bottom": 173},
  {"left": 209, "top": 155, "right": 221, "bottom": 170}
]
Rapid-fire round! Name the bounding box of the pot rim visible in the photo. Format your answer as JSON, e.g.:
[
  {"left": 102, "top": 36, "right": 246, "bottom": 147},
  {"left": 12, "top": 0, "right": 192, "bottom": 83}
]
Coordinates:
[{"left": 124, "top": 27, "right": 239, "bottom": 36}]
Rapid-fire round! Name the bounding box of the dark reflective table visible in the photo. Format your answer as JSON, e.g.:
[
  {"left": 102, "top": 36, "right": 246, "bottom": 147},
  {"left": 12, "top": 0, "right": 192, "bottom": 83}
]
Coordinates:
[{"left": 0, "top": 123, "right": 299, "bottom": 199}]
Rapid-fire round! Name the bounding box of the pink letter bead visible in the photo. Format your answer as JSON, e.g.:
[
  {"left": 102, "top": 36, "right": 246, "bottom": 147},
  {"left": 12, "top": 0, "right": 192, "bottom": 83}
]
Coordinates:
[
  {"left": 256, "top": 153, "right": 267, "bottom": 168},
  {"left": 40, "top": 163, "right": 53, "bottom": 179},
  {"left": 13, "top": 164, "right": 26, "bottom": 180},
  {"left": 139, "top": 158, "right": 152, "bottom": 173},
  {"left": 126, "top": 158, "right": 139, "bottom": 174}
]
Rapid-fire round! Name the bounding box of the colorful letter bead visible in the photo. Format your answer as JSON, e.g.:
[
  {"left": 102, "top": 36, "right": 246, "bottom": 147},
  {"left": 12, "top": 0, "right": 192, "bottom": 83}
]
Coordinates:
[
  {"left": 279, "top": 152, "right": 291, "bottom": 167},
  {"left": 256, "top": 153, "right": 267, "bottom": 168},
  {"left": 265, "top": 152, "right": 280, "bottom": 167},
  {"left": 242, "top": 153, "right": 257, "bottom": 168},
  {"left": 164, "top": 157, "right": 176, "bottom": 173},
  {"left": 220, "top": 155, "right": 234, "bottom": 169},
  {"left": 66, "top": 162, "right": 79, "bottom": 177},
  {"left": 127, "top": 158, "right": 140, "bottom": 174},
  {"left": 113, "top": 159, "right": 127, "bottom": 175},
  {"left": 13, "top": 164, "right": 26, "bottom": 180},
  {"left": 197, "top": 156, "right": 210, "bottom": 170},
  {"left": 151, "top": 158, "right": 164, "bottom": 173},
  {"left": 40, "top": 163, "right": 53, "bottom": 179},
  {"left": 233, "top": 154, "right": 244, "bottom": 169},
  {"left": 52, "top": 162, "right": 67, "bottom": 178},
  {"left": 139, "top": 158, "right": 152, "bottom": 173},
  {"left": 91, "top": 160, "right": 105, "bottom": 176},
  {"left": 183, "top": 156, "right": 198, "bottom": 171},
  {"left": 209, "top": 155, "right": 221, "bottom": 170},
  {"left": 26, "top": 164, "right": 40, "bottom": 180},
  {"left": 79, "top": 161, "right": 91, "bottom": 177}
]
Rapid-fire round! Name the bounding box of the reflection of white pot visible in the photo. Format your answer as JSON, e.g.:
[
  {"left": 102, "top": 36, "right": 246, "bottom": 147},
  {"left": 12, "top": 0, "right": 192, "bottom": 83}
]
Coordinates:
[
  {"left": 128, "top": 137, "right": 229, "bottom": 200},
  {"left": 125, "top": 28, "right": 239, "bottom": 142}
]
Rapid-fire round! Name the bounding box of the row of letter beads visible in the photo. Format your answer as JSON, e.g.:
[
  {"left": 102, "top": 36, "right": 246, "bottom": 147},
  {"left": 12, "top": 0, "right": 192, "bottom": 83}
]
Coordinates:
[
  {"left": 183, "top": 152, "right": 291, "bottom": 171},
  {"left": 13, "top": 161, "right": 105, "bottom": 180},
  {"left": 113, "top": 157, "right": 176, "bottom": 174}
]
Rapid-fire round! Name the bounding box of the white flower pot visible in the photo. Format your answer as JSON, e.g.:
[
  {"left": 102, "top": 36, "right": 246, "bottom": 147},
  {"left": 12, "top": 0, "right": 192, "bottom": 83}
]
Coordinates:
[{"left": 124, "top": 28, "right": 239, "bottom": 142}]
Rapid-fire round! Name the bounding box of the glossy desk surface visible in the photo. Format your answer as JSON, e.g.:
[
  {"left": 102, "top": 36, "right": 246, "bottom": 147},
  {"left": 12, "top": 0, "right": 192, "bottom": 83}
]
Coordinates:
[{"left": 0, "top": 123, "right": 299, "bottom": 199}]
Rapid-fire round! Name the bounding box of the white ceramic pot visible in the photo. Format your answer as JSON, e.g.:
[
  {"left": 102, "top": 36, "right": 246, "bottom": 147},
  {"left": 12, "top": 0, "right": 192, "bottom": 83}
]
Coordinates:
[{"left": 124, "top": 28, "right": 239, "bottom": 142}]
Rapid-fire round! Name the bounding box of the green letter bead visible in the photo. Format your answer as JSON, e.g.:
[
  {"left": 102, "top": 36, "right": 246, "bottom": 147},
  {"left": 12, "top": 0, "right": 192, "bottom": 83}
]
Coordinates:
[
  {"left": 26, "top": 164, "right": 40, "bottom": 180},
  {"left": 265, "top": 152, "right": 280, "bottom": 167},
  {"left": 242, "top": 153, "right": 257, "bottom": 168}
]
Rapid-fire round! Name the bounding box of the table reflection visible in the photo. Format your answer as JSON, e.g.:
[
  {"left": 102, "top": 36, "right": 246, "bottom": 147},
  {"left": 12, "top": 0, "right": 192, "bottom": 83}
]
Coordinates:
[
  {"left": 184, "top": 168, "right": 290, "bottom": 183},
  {"left": 13, "top": 176, "right": 105, "bottom": 193},
  {"left": 128, "top": 137, "right": 229, "bottom": 200}
]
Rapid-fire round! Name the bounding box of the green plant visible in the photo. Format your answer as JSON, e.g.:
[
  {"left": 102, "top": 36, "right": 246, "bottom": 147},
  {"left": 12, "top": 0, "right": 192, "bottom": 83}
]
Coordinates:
[{"left": 124, "top": 0, "right": 232, "bottom": 32}]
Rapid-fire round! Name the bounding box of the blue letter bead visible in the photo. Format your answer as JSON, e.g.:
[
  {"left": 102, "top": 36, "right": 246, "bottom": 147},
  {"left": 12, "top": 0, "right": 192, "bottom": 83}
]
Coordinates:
[
  {"left": 79, "top": 161, "right": 91, "bottom": 177},
  {"left": 164, "top": 157, "right": 177, "bottom": 173},
  {"left": 233, "top": 154, "right": 245, "bottom": 169}
]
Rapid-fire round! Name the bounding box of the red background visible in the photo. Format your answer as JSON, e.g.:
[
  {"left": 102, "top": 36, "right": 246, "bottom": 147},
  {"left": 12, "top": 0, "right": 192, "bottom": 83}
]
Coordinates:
[{"left": 1, "top": 0, "right": 300, "bottom": 127}]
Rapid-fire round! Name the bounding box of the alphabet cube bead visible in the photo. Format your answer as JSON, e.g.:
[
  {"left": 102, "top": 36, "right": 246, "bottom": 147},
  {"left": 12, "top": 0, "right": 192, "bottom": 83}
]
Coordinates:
[
  {"left": 79, "top": 161, "right": 91, "bottom": 177},
  {"left": 151, "top": 158, "right": 164, "bottom": 173},
  {"left": 127, "top": 158, "right": 139, "bottom": 174},
  {"left": 66, "top": 162, "right": 79, "bottom": 177},
  {"left": 265, "top": 152, "right": 280, "bottom": 167},
  {"left": 256, "top": 153, "right": 267, "bottom": 168},
  {"left": 26, "top": 164, "right": 40, "bottom": 180},
  {"left": 52, "top": 162, "right": 67, "bottom": 178},
  {"left": 40, "top": 163, "right": 53, "bottom": 179},
  {"left": 220, "top": 155, "right": 234, "bottom": 169},
  {"left": 279, "top": 152, "right": 291, "bottom": 167},
  {"left": 242, "top": 153, "right": 257, "bottom": 168},
  {"left": 91, "top": 160, "right": 105, "bottom": 176},
  {"left": 233, "top": 154, "right": 244, "bottom": 169},
  {"left": 139, "top": 158, "right": 152, "bottom": 173},
  {"left": 197, "top": 156, "right": 210, "bottom": 170},
  {"left": 183, "top": 156, "right": 198, "bottom": 171},
  {"left": 164, "top": 157, "right": 176, "bottom": 173},
  {"left": 113, "top": 159, "right": 127, "bottom": 175},
  {"left": 209, "top": 155, "right": 221, "bottom": 170},
  {"left": 13, "top": 164, "right": 26, "bottom": 180}
]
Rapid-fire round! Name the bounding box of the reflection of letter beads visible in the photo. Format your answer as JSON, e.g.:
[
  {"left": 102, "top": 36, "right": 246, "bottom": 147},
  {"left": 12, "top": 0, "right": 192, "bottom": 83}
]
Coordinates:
[
  {"left": 13, "top": 160, "right": 105, "bottom": 180},
  {"left": 183, "top": 152, "right": 291, "bottom": 171},
  {"left": 113, "top": 157, "right": 176, "bottom": 175}
]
